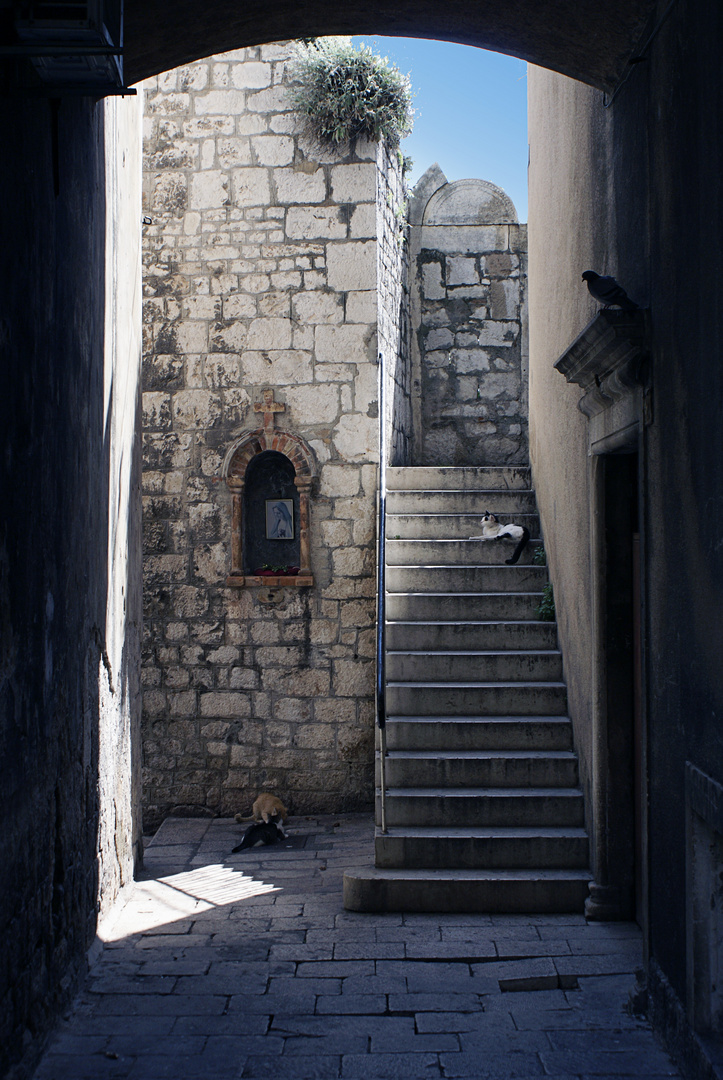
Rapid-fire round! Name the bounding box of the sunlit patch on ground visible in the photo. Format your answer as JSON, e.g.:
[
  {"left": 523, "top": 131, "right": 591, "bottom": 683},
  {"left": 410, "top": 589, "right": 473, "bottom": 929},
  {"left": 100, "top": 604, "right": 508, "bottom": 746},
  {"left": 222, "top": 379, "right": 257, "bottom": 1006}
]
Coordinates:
[
  {"left": 35, "top": 816, "right": 677, "bottom": 1080},
  {"left": 100, "top": 864, "right": 280, "bottom": 940}
]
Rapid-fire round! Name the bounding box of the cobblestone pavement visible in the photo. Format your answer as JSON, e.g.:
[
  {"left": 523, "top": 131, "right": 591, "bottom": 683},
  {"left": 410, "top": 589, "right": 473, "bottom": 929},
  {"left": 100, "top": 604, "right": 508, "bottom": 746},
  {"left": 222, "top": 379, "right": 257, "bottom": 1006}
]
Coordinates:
[{"left": 33, "top": 814, "right": 681, "bottom": 1080}]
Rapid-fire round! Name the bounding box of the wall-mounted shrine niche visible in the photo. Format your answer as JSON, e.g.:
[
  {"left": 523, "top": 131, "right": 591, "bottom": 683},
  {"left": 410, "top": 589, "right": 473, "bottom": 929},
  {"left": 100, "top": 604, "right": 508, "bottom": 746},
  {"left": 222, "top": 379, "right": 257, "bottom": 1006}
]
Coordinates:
[{"left": 222, "top": 390, "right": 316, "bottom": 587}]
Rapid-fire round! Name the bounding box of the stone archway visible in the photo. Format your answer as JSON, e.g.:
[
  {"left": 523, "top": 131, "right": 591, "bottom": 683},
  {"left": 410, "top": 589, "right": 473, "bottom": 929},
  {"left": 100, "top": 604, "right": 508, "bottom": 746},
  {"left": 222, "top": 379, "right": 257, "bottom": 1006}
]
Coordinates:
[{"left": 125, "top": 0, "right": 657, "bottom": 92}]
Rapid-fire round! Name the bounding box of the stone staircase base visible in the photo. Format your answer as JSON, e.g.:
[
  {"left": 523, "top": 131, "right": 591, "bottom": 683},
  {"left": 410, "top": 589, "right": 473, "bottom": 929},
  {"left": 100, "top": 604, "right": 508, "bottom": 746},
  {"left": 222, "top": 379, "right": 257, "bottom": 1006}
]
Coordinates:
[
  {"left": 343, "top": 866, "right": 591, "bottom": 914},
  {"left": 343, "top": 465, "right": 591, "bottom": 913}
]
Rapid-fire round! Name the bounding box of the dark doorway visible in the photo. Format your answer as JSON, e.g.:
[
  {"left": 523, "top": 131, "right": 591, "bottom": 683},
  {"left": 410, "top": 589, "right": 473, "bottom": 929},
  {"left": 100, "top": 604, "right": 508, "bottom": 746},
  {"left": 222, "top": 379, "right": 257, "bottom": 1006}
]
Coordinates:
[{"left": 603, "top": 451, "right": 643, "bottom": 922}]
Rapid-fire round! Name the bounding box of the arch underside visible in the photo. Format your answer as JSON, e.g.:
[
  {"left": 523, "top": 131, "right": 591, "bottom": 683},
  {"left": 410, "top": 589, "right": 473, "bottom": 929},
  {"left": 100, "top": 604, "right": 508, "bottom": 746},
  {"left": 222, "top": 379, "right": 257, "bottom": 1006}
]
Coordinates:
[{"left": 126, "top": 0, "right": 657, "bottom": 92}]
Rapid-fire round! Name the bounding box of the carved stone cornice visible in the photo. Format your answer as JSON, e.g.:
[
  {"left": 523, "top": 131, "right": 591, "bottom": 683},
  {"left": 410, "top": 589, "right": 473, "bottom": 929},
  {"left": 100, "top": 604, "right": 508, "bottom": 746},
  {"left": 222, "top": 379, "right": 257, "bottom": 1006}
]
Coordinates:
[
  {"left": 555, "top": 309, "right": 645, "bottom": 414},
  {"left": 554, "top": 309, "right": 649, "bottom": 454}
]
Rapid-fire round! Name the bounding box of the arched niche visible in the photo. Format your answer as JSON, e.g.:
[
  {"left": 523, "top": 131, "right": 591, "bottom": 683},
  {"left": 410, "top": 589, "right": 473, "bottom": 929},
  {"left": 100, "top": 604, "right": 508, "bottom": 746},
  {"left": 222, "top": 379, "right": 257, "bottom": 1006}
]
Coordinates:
[{"left": 222, "top": 424, "right": 316, "bottom": 587}]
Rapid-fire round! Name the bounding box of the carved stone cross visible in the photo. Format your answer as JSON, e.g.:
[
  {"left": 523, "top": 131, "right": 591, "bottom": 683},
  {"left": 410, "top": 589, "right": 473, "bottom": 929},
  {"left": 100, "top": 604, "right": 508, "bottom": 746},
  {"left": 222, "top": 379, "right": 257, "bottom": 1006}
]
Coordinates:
[{"left": 254, "top": 388, "right": 285, "bottom": 440}]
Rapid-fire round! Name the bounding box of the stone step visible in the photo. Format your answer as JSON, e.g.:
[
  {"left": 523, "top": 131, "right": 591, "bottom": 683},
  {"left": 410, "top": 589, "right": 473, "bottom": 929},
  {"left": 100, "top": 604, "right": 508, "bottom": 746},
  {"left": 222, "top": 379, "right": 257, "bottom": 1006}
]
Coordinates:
[
  {"left": 374, "top": 826, "right": 590, "bottom": 870},
  {"left": 386, "top": 593, "right": 543, "bottom": 622},
  {"left": 386, "top": 539, "right": 542, "bottom": 566},
  {"left": 376, "top": 786, "right": 585, "bottom": 827},
  {"left": 379, "top": 749, "right": 579, "bottom": 789},
  {"left": 371, "top": 462, "right": 590, "bottom": 915},
  {"left": 386, "top": 466, "right": 531, "bottom": 491},
  {"left": 343, "top": 866, "right": 592, "bottom": 913},
  {"left": 386, "top": 620, "right": 558, "bottom": 651},
  {"left": 386, "top": 513, "right": 541, "bottom": 540},
  {"left": 386, "top": 565, "right": 547, "bottom": 593},
  {"left": 386, "top": 489, "right": 537, "bottom": 515},
  {"left": 386, "top": 649, "right": 563, "bottom": 682},
  {"left": 386, "top": 681, "right": 567, "bottom": 717},
  {"left": 385, "top": 716, "right": 573, "bottom": 752}
]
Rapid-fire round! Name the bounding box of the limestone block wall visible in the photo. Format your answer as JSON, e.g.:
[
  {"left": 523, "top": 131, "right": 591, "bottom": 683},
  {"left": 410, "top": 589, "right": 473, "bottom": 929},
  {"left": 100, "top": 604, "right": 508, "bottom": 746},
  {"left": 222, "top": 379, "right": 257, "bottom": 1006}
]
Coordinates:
[
  {"left": 98, "top": 97, "right": 145, "bottom": 910},
  {"left": 409, "top": 167, "right": 528, "bottom": 465},
  {"left": 141, "top": 43, "right": 408, "bottom": 826},
  {"left": 377, "top": 145, "right": 412, "bottom": 466}
]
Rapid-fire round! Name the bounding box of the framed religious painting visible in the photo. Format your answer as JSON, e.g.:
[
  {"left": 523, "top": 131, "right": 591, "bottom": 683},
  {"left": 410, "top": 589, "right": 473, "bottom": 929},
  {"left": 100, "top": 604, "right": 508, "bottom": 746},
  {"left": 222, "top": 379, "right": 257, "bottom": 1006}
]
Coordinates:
[{"left": 265, "top": 498, "right": 294, "bottom": 540}]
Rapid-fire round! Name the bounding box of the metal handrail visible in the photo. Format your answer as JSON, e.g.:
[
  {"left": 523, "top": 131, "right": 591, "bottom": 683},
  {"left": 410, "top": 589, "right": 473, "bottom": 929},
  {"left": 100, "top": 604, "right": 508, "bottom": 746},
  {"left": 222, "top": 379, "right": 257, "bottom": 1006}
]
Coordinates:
[{"left": 376, "top": 351, "right": 388, "bottom": 834}]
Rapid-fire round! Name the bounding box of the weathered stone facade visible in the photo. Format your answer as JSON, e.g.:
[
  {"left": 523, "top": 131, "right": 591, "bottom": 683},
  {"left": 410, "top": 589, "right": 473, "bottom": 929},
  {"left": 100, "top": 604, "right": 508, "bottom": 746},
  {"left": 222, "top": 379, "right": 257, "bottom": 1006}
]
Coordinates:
[
  {"left": 409, "top": 166, "right": 528, "bottom": 465},
  {"left": 141, "top": 43, "right": 408, "bottom": 826},
  {"left": 377, "top": 152, "right": 412, "bottom": 466}
]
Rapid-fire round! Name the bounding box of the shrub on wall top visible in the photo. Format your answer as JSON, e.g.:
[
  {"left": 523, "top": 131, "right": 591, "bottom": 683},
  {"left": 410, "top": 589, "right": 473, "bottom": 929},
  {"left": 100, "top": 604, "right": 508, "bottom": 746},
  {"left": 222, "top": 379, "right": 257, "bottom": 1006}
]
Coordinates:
[{"left": 289, "top": 37, "right": 414, "bottom": 149}]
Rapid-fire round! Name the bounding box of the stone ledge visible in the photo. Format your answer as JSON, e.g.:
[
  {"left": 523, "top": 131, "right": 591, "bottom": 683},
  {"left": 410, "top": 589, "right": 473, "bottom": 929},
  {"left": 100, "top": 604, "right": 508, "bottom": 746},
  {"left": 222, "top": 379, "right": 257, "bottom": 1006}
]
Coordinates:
[
  {"left": 554, "top": 308, "right": 647, "bottom": 415},
  {"left": 554, "top": 308, "right": 649, "bottom": 453},
  {"left": 225, "top": 574, "right": 314, "bottom": 587}
]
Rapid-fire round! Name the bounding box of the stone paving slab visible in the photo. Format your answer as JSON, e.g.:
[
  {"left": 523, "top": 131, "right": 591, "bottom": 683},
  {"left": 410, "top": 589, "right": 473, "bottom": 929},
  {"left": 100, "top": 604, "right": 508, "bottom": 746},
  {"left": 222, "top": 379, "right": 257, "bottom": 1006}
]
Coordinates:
[{"left": 33, "top": 813, "right": 682, "bottom": 1080}]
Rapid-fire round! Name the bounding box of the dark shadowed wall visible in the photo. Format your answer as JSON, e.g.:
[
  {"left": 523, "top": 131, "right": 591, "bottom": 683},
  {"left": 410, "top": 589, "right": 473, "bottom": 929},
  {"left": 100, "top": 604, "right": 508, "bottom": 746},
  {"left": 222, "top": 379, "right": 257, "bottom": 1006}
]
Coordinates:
[
  {"left": 528, "top": 0, "right": 723, "bottom": 1071},
  {"left": 0, "top": 95, "right": 143, "bottom": 1080}
]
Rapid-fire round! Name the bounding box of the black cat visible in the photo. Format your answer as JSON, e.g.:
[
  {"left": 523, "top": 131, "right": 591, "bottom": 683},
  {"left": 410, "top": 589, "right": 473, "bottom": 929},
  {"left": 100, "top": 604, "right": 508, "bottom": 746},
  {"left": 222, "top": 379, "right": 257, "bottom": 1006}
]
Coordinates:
[{"left": 232, "top": 820, "right": 286, "bottom": 853}]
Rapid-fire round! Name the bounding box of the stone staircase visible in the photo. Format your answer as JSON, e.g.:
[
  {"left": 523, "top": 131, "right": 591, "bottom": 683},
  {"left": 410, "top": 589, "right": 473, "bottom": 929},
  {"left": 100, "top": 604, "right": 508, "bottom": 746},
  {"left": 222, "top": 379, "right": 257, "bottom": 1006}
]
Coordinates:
[{"left": 343, "top": 465, "right": 592, "bottom": 913}]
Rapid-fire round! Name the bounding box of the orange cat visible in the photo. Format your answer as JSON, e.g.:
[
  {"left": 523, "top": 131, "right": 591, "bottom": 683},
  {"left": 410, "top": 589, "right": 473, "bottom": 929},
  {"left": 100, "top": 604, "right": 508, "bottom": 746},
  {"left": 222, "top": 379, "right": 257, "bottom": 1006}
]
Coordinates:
[
  {"left": 235, "top": 793, "right": 288, "bottom": 825},
  {"left": 253, "top": 793, "right": 288, "bottom": 823}
]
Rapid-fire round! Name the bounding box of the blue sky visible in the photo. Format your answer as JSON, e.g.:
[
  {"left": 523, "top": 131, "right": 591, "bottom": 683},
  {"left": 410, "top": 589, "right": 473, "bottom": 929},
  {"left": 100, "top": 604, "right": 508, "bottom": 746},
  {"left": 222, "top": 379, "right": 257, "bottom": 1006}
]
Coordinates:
[{"left": 351, "top": 37, "right": 529, "bottom": 221}]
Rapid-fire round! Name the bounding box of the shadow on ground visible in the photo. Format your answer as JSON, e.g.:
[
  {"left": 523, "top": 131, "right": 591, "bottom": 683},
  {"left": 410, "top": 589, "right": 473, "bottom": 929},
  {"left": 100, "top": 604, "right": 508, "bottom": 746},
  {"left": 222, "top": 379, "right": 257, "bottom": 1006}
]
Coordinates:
[{"left": 32, "top": 814, "right": 679, "bottom": 1080}]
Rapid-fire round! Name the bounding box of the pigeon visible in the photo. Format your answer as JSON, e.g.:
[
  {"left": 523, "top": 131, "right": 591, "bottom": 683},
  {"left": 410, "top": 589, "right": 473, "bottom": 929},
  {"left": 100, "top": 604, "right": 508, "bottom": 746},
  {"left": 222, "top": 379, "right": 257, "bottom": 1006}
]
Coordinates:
[
  {"left": 582, "top": 271, "right": 639, "bottom": 311},
  {"left": 232, "top": 819, "right": 286, "bottom": 852}
]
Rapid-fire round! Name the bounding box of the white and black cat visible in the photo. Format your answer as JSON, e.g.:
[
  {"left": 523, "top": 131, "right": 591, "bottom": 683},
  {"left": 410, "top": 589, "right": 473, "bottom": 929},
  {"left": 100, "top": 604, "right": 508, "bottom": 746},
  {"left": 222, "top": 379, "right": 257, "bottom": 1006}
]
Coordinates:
[{"left": 469, "top": 511, "right": 530, "bottom": 565}]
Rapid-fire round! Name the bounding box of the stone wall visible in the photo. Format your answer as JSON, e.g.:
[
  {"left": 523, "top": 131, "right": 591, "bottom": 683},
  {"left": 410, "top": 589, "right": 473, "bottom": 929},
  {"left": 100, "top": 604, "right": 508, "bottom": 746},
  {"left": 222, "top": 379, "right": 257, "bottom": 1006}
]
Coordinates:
[
  {"left": 141, "top": 43, "right": 408, "bottom": 827},
  {"left": 376, "top": 146, "right": 412, "bottom": 466},
  {"left": 409, "top": 166, "right": 528, "bottom": 465},
  {"left": 0, "top": 93, "right": 143, "bottom": 1080}
]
